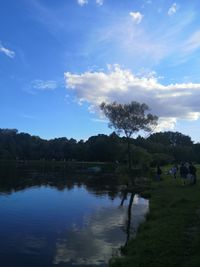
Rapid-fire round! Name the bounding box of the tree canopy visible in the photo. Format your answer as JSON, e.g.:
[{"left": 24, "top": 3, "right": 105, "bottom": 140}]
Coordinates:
[
  {"left": 0, "top": 128, "right": 199, "bottom": 166},
  {"left": 100, "top": 101, "right": 158, "bottom": 138},
  {"left": 100, "top": 101, "right": 158, "bottom": 169}
]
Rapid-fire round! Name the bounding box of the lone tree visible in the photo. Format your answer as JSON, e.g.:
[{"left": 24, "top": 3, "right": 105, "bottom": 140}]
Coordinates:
[{"left": 100, "top": 101, "right": 158, "bottom": 169}]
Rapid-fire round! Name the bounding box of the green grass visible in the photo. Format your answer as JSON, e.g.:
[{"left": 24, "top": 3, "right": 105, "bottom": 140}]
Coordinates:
[{"left": 110, "top": 165, "right": 200, "bottom": 267}]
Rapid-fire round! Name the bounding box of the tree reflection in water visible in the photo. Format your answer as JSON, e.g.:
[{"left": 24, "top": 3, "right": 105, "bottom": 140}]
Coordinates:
[{"left": 0, "top": 162, "right": 149, "bottom": 267}]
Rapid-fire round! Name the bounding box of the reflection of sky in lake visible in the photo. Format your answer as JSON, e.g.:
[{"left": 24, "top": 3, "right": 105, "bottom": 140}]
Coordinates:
[
  {"left": 53, "top": 194, "right": 149, "bottom": 266},
  {"left": 0, "top": 175, "right": 149, "bottom": 267},
  {"left": 131, "top": 195, "right": 149, "bottom": 235}
]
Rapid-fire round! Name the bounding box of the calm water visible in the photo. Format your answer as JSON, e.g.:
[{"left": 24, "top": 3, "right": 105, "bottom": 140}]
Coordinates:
[{"left": 0, "top": 162, "right": 149, "bottom": 267}]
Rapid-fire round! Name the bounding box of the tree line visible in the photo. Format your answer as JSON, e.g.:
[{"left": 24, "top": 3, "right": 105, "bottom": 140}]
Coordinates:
[{"left": 0, "top": 128, "right": 199, "bottom": 166}]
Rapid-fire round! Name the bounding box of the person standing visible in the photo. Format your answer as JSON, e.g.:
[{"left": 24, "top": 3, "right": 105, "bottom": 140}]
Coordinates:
[
  {"left": 171, "top": 165, "right": 178, "bottom": 179},
  {"left": 156, "top": 165, "right": 162, "bottom": 181},
  {"left": 189, "top": 163, "right": 197, "bottom": 185},
  {"left": 180, "top": 163, "right": 188, "bottom": 185}
]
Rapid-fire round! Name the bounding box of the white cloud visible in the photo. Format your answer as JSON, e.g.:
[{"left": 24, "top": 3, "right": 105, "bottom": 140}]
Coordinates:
[
  {"left": 155, "top": 117, "right": 177, "bottom": 132},
  {"left": 96, "top": 0, "right": 103, "bottom": 5},
  {"left": 65, "top": 65, "right": 200, "bottom": 131},
  {"left": 92, "top": 118, "right": 108, "bottom": 123},
  {"left": 0, "top": 43, "right": 15, "bottom": 58},
  {"left": 183, "top": 30, "right": 200, "bottom": 53},
  {"left": 129, "top": 12, "right": 143, "bottom": 24},
  {"left": 31, "top": 79, "right": 58, "bottom": 90},
  {"left": 168, "top": 3, "right": 178, "bottom": 16},
  {"left": 83, "top": 9, "right": 194, "bottom": 68},
  {"left": 21, "top": 114, "right": 36, "bottom": 120},
  {"left": 77, "top": 0, "right": 103, "bottom": 6},
  {"left": 30, "top": 0, "right": 194, "bottom": 68},
  {"left": 77, "top": 0, "right": 88, "bottom": 6}
]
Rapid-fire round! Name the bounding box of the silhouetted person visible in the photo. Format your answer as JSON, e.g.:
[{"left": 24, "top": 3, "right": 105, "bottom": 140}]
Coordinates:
[
  {"left": 189, "top": 163, "right": 197, "bottom": 185},
  {"left": 171, "top": 165, "right": 178, "bottom": 179},
  {"left": 180, "top": 163, "right": 188, "bottom": 185},
  {"left": 156, "top": 165, "right": 162, "bottom": 181}
]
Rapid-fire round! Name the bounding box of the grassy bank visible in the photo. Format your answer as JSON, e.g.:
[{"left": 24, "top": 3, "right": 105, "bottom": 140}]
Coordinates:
[{"left": 110, "top": 165, "right": 200, "bottom": 267}]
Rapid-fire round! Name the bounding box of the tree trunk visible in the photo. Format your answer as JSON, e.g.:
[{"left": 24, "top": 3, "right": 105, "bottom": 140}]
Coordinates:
[{"left": 127, "top": 137, "right": 131, "bottom": 170}]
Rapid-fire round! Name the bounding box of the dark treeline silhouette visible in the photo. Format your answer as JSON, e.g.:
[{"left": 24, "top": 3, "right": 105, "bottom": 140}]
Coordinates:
[{"left": 0, "top": 128, "right": 200, "bottom": 165}]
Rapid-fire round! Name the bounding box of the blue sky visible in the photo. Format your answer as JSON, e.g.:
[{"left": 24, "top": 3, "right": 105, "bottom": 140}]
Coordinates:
[{"left": 1, "top": 0, "right": 200, "bottom": 142}]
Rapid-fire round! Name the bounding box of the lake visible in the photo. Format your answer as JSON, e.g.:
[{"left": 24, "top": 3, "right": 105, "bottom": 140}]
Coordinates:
[{"left": 0, "top": 162, "right": 149, "bottom": 267}]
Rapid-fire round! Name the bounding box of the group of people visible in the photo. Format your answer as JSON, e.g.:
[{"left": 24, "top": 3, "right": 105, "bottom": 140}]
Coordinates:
[
  {"left": 179, "top": 162, "right": 197, "bottom": 185},
  {"left": 156, "top": 162, "right": 197, "bottom": 185}
]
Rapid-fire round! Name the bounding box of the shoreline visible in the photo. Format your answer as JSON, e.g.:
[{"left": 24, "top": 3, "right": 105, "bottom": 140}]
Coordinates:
[{"left": 110, "top": 165, "right": 200, "bottom": 267}]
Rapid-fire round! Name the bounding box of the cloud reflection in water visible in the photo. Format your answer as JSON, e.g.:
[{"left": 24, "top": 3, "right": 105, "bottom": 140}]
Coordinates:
[{"left": 53, "top": 194, "right": 149, "bottom": 266}]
